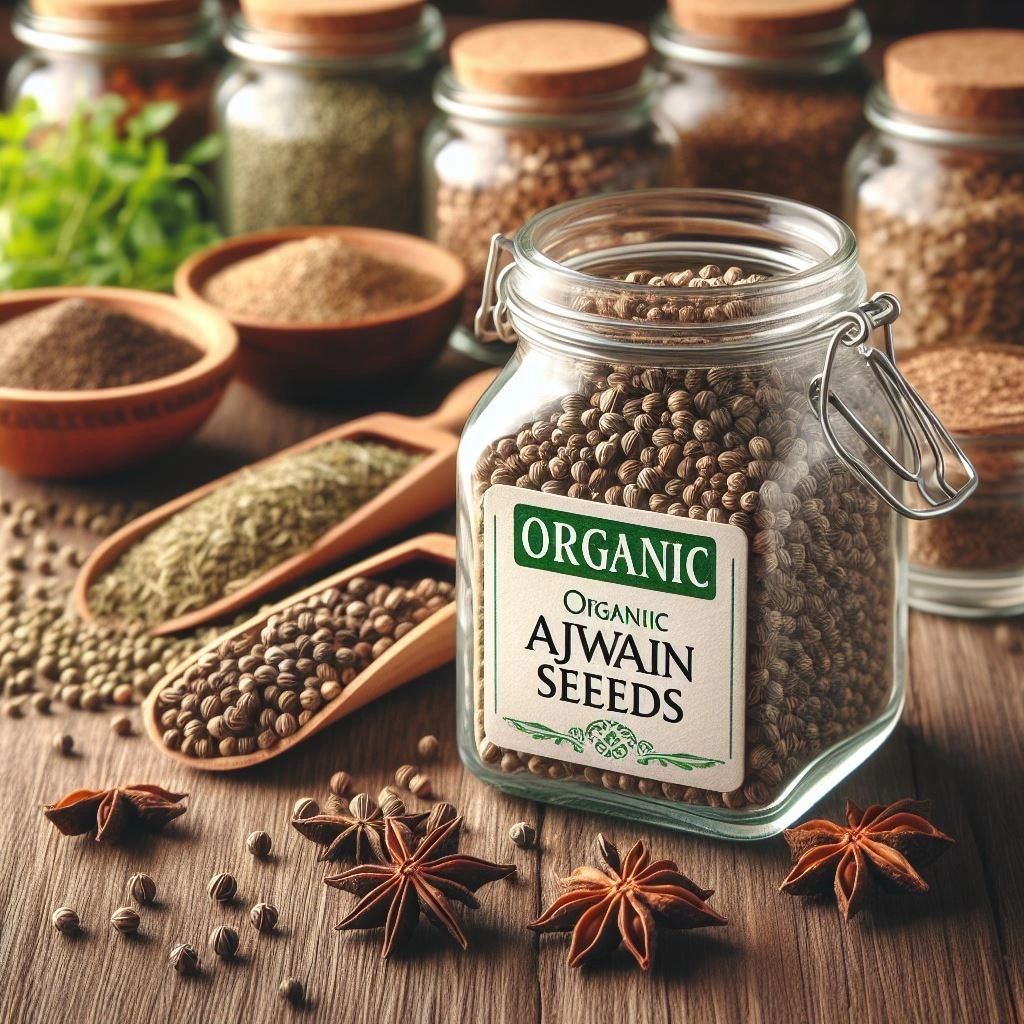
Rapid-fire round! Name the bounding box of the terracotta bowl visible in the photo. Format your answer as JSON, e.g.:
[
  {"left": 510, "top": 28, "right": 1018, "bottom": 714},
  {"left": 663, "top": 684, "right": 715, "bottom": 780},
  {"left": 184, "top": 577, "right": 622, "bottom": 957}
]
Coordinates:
[
  {"left": 174, "top": 226, "right": 468, "bottom": 401},
  {"left": 0, "top": 287, "right": 237, "bottom": 479}
]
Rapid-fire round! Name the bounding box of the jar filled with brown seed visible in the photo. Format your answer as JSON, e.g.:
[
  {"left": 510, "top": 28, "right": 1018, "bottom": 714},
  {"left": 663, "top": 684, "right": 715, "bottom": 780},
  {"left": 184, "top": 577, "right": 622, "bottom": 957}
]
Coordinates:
[
  {"left": 847, "top": 30, "right": 1024, "bottom": 353},
  {"left": 215, "top": 0, "right": 442, "bottom": 235},
  {"left": 423, "top": 20, "right": 674, "bottom": 349},
  {"left": 652, "top": 0, "right": 870, "bottom": 216},
  {"left": 456, "top": 188, "right": 975, "bottom": 839}
]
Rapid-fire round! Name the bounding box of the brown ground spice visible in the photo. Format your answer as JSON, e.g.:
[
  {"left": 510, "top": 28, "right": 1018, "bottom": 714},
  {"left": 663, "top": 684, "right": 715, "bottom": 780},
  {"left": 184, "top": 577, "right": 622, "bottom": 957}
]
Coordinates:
[
  {"left": 0, "top": 299, "right": 201, "bottom": 391},
  {"left": 201, "top": 236, "right": 442, "bottom": 325}
]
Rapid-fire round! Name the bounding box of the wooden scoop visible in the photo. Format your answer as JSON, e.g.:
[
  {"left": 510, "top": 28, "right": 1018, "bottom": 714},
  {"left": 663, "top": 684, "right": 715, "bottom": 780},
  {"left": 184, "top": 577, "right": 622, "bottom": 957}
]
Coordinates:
[
  {"left": 74, "top": 370, "right": 496, "bottom": 636},
  {"left": 141, "top": 533, "right": 456, "bottom": 772}
]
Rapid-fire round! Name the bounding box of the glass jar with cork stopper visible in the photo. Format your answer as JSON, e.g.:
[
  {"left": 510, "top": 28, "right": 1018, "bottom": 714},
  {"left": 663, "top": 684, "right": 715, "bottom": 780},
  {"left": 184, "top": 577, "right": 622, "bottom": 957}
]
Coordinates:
[
  {"left": 651, "top": 0, "right": 871, "bottom": 216},
  {"left": 455, "top": 188, "right": 976, "bottom": 840},
  {"left": 422, "top": 20, "right": 676, "bottom": 362},
  {"left": 846, "top": 30, "right": 1024, "bottom": 354},
  {"left": 215, "top": 0, "right": 443, "bottom": 235},
  {"left": 6, "top": 0, "right": 222, "bottom": 154}
]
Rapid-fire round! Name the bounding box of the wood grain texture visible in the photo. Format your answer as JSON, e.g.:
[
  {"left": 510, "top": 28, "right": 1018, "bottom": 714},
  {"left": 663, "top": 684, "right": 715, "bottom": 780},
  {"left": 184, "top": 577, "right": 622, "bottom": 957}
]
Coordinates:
[{"left": 0, "top": 361, "right": 1021, "bottom": 1024}]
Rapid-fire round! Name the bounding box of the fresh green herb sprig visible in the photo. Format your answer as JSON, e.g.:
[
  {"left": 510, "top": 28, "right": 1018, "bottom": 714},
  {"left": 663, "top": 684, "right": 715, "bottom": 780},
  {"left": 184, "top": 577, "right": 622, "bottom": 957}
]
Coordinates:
[{"left": 0, "top": 96, "right": 222, "bottom": 292}]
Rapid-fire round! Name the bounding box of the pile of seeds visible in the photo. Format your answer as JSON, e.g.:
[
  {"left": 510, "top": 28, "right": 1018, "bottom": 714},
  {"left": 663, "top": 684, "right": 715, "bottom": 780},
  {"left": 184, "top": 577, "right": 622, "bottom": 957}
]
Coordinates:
[
  {"left": 201, "top": 236, "right": 442, "bottom": 326},
  {"left": 0, "top": 299, "right": 202, "bottom": 391},
  {"left": 431, "top": 130, "right": 670, "bottom": 329},
  {"left": 903, "top": 343, "right": 1024, "bottom": 572},
  {"left": 222, "top": 76, "right": 433, "bottom": 236},
  {"left": 88, "top": 439, "right": 422, "bottom": 628},
  {"left": 155, "top": 573, "right": 454, "bottom": 758},
  {"left": 0, "top": 497, "right": 221, "bottom": 716},
  {"left": 469, "top": 264, "right": 895, "bottom": 808},
  {"left": 659, "top": 72, "right": 866, "bottom": 217},
  {"left": 855, "top": 161, "right": 1024, "bottom": 351}
]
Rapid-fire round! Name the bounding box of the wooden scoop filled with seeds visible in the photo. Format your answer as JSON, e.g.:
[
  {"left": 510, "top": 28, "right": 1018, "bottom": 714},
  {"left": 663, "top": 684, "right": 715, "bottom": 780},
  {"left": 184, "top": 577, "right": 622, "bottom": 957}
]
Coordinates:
[
  {"left": 142, "top": 534, "right": 456, "bottom": 771},
  {"left": 75, "top": 370, "right": 496, "bottom": 636}
]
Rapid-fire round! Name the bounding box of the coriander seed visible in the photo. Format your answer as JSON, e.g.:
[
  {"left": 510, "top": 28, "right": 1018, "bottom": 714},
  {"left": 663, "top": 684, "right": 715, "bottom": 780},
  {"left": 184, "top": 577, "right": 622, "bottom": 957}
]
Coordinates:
[
  {"left": 278, "top": 977, "right": 304, "bottom": 1006},
  {"left": 509, "top": 822, "right": 537, "bottom": 849},
  {"left": 416, "top": 734, "right": 439, "bottom": 761},
  {"left": 378, "top": 789, "right": 406, "bottom": 818},
  {"left": 292, "top": 797, "right": 318, "bottom": 820},
  {"left": 53, "top": 733, "right": 74, "bottom": 756},
  {"left": 250, "top": 902, "right": 278, "bottom": 934},
  {"left": 169, "top": 942, "right": 199, "bottom": 975},
  {"left": 111, "top": 714, "right": 133, "bottom": 737},
  {"left": 110, "top": 907, "right": 140, "bottom": 935},
  {"left": 394, "top": 764, "right": 417, "bottom": 790},
  {"left": 31, "top": 692, "right": 51, "bottom": 714},
  {"left": 129, "top": 873, "right": 157, "bottom": 906},
  {"left": 409, "top": 774, "right": 432, "bottom": 798},
  {"left": 247, "top": 830, "right": 272, "bottom": 857},
  {"left": 209, "top": 925, "right": 239, "bottom": 960},
  {"left": 329, "top": 770, "right": 352, "bottom": 797},
  {"left": 51, "top": 906, "right": 80, "bottom": 935},
  {"left": 208, "top": 873, "right": 238, "bottom": 902}
]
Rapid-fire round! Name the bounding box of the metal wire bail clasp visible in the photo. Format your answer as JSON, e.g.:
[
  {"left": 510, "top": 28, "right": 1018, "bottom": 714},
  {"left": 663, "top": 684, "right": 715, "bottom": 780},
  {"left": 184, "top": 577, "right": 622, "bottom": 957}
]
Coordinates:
[
  {"left": 808, "top": 292, "right": 978, "bottom": 521},
  {"left": 474, "top": 233, "right": 517, "bottom": 344}
]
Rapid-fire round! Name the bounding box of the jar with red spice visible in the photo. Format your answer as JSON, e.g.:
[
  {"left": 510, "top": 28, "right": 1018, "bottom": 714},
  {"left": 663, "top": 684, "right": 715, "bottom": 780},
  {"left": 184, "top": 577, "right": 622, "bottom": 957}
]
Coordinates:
[{"left": 6, "top": 0, "right": 222, "bottom": 153}]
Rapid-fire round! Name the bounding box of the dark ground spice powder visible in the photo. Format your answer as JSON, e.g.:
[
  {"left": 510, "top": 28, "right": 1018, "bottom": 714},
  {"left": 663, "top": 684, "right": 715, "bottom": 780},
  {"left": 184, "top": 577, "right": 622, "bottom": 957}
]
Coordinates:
[{"left": 0, "top": 299, "right": 202, "bottom": 391}]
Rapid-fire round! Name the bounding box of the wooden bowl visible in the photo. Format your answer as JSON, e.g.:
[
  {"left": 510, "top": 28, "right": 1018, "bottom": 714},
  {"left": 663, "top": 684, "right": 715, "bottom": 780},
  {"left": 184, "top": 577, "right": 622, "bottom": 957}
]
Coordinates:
[
  {"left": 0, "top": 287, "right": 237, "bottom": 479},
  {"left": 174, "top": 226, "right": 468, "bottom": 401}
]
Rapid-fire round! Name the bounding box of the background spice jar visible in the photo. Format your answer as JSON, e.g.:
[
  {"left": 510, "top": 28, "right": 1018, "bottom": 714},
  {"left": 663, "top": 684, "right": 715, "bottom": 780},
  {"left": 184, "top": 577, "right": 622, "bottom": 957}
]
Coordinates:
[
  {"left": 215, "top": 0, "right": 443, "bottom": 236},
  {"left": 902, "top": 343, "right": 1024, "bottom": 618},
  {"left": 423, "top": 19, "right": 675, "bottom": 352},
  {"left": 456, "top": 190, "right": 974, "bottom": 839},
  {"left": 847, "top": 30, "right": 1024, "bottom": 353},
  {"left": 6, "top": 0, "right": 222, "bottom": 155},
  {"left": 651, "top": 0, "right": 871, "bottom": 216}
]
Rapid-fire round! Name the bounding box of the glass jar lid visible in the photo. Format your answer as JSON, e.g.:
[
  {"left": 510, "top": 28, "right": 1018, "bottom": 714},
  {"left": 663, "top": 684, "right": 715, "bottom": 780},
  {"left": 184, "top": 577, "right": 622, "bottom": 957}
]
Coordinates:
[
  {"left": 225, "top": 0, "right": 443, "bottom": 69},
  {"left": 652, "top": 0, "right": 869, "bottom": 76},
  {"left": 866, "top": 30, "right": 1024, "bottom": 147},
  {"left": 14, "top": 0, "right": 221, "bottom": 53}
]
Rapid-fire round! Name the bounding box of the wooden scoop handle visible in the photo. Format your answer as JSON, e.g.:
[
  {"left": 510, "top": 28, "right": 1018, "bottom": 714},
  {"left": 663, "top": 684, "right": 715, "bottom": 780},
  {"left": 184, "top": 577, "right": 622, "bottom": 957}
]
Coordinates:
[{"left": 419, "top": 369, "right": 498, "bottom": 435}]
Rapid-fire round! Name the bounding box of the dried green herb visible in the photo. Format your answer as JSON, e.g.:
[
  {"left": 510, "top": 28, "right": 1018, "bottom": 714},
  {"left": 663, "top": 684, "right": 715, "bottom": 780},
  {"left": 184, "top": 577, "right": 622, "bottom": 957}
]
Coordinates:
[{"left": 88, "top": 439, "right": 421, "bottom": 627}]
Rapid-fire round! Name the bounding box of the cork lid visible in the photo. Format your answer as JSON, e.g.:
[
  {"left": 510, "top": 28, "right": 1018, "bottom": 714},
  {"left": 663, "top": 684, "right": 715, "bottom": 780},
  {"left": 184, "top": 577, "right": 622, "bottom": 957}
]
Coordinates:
[
  {"left": 885, "top": 30, "right": 1024, "bottom": 121},
  {"left": 29, "top": 0, "right": 201, "bottom": 19},
  {"left": 668, "top": 0, "right": 853, "bottom": 39},
  {"left": 450, "top": 20, "right": 649, "bottom": 99},
  {"left": 240, "top": 0, "right": 423, "bottom": 37}
]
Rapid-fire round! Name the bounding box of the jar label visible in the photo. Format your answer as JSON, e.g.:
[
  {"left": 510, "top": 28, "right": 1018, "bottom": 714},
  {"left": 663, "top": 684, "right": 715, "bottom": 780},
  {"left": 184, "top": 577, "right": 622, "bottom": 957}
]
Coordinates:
[{"left": 482, "top": 486, "right": 748, "bottom": 794}]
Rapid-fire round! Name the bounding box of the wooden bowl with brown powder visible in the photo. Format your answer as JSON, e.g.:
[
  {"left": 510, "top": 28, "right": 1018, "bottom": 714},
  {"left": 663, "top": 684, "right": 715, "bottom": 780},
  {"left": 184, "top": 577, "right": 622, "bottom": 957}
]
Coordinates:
[
  {"left": 0, "top": 287, "right": 237, "bottom": 479},
  {"left": 175, "top": 227, "right": 467, "bottom": 401}
]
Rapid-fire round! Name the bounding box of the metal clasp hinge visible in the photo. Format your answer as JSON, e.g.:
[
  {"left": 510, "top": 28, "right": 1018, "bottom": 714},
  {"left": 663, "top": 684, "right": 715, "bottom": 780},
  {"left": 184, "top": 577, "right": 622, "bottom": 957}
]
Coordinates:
[
  {"left": 809, "top": 292, "right": 978, "bottom": 521},
  {"left": 474, "top": 233, "right": 517, "bottom": 344}
]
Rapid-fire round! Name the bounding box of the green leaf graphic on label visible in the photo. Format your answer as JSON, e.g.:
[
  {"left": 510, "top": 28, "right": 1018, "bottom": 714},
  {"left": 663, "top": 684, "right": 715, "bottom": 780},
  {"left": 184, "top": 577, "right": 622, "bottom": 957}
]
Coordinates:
[
  {"left": 503, "top": 718, "right": 585, "bottom": 753},
  {"left": 502, "top": 717, "right": 723, "bottom": 775}
]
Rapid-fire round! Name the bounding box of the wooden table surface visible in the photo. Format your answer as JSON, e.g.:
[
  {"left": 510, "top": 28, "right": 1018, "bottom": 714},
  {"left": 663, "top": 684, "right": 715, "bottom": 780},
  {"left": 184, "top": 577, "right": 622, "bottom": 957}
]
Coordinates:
[{"left": 0, "top": 358, "right": 1021, "bottom": 1024}]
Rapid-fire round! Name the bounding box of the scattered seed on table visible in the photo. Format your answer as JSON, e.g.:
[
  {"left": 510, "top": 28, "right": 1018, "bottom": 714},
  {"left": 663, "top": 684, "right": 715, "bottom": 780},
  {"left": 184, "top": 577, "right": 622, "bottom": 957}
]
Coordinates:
[
  {"left": 3, "top": 697, "right": 25, "bottom": 719},
  {"left": 208, "top": 873, "right": 237, "bottom": 902},
  {"left": 409, "top": 773, "right": 432, "bottom": 798},
  {"left": 111, "top": 907, "right": 140, "bottom": 934},
  {"left": 209, "top": 925, "right": 239, "bottom": 960},
  {"left": 394, "top": 764, "right": 417, "bottom": 789},
  {"left": 417, "top": 734, "right": 439, "bottom": 761},
  {"left": 51, "top": 907, "right": 80, "bottom": 935},
  {"left": 279, "top": 977, "right": 304, "bottom": 1005},
  {"left": 247, "top": 830, "right": 272, "bottom": 857},
  {"left": 53, "top": 733, "right": 74, "bottom": 756},
  {"left": 111, "top": 714, "right": 133, "bottom": 736},
  {"left": 129, "top": 872, "right": 157, "bottom": 906},
  {"left": 329, "top": 771, "right": 352, "bottom": 797},
  {"left": 31, "top": 693, "right": 50, "bottom": 714},
  {"left": 250, "top": 902, "right": 278, "bottom": 933},
  {"left": 509, "top": 822, "right": 537, "bottom": 849},
  {"left": 169, "top": 942, "right": 199, "bottom": 975},
  {"left": 292, "top": 797, "right": 318, "bottom": 820},
  {"left": 378, "top": 789, "right": 406, "bottom": 818}
]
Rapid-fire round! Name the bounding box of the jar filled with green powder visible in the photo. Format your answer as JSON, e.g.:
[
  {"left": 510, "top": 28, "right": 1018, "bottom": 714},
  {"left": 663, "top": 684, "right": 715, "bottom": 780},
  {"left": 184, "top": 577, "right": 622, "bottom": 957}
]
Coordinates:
[{"left": 215, "top": 0, "right": 442, "bottom": 235}]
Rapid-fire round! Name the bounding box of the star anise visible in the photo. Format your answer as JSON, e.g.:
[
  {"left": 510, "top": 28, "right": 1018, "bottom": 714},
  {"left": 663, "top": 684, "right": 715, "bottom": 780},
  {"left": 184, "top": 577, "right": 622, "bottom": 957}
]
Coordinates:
[
  {"left": 529, "top": 834, "right": 726, "bottom": 971},
  {"left": 324, "top": 816, "right": 516, "bottom": 958},
  {"left": 44, "top": 784, "right": 188, "bottom": 844},
  {"left": 291, "top": 792, "right": 428, "bottom": 863},
  {"left": 780, "top": 798, "right": 955, "bottom": 921}
]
